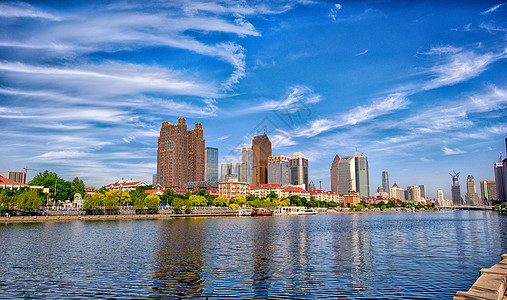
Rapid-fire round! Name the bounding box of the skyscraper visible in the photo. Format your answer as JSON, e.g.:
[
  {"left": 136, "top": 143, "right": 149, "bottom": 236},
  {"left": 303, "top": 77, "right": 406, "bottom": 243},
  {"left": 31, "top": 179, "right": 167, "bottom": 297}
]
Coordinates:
[
  {"left": 465, "top": 175, "right": 480, "bottom": 205},
  {"left": 437, "top": 190, "right": 444, "bottom": 204},
  {"left": 308, "top": 181, "right": 316, "bottom": 192},
  {"left": 290, "top": 152, "right": 309, "bottom": 189},
  {"left": 409, "top": 185, "right": 421, "bottom": 203},
  {"left": 382, "top": 171, "right": 389, "bottom": 194},
  {"left": 390, "top": 182, "right": 405, "bottom": 201},
  {"left": 480, "top": 179, "right": 497, "bottom": 204},
  {"left": 495, "top": 156, "right": 505, "bottom": 202},
  {"left": 241, "top": 148, "right": 253, "bottom": 185},
  {"left": 355, "top": 152, "right": 369, "bottom": 197},
  {"left": 450, "top": 171, "right": 461, "bottom": 206},
  {"left": 268, "top": 155, "right": 290, "bottom": 187},
  {"left": 337, "top": 156, "right": 356, "bottom": 195},
  {"left": 418, "top": 185, "right": 426, "bottom": 199},
  {"left": 205, "top": 147, "right": 219, "bottom": 182},
  {"left": 157, "top": 118, "right": 205, "bottom": 190},
  {"left": 221, "top": 163, "right": 241, "bottom": 181},
  {"left": 330, "top": 155, "right": 340, "bottom": 193},
  {"left": 252, "top": 135, "right": 271, "bottom": 186}
]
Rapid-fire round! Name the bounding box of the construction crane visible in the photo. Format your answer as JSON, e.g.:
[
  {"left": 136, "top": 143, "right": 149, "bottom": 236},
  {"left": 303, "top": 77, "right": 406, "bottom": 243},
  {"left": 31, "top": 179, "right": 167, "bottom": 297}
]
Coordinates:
[
  {"left": 449, "top": 170, "right": 460, "bottom": 179},
  {"left": 23, "top": 167, "right": 37, "bottom": 184}
]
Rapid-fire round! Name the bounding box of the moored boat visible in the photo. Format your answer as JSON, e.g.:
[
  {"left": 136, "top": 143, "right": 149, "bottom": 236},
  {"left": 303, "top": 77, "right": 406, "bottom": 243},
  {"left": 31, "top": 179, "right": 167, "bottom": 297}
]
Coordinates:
[
  {"left": 288, "top": 208, "right": 317, "bottom": 215},
  {"left": 251, "top": 208, "right": 274, "bottom": 216}
]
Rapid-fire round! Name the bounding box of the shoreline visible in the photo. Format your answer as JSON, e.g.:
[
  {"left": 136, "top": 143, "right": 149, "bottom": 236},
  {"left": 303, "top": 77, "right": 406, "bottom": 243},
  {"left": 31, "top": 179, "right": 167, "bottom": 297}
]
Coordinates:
[{"left": 0, "top": 209, "right": 437, "bottom": 224}]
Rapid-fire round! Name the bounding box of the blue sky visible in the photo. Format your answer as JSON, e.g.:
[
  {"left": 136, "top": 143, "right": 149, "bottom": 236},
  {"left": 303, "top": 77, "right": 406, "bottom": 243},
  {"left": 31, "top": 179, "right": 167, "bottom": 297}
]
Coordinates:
[{"left": 0, "top": 1, "right": 506, "bottom": 199}]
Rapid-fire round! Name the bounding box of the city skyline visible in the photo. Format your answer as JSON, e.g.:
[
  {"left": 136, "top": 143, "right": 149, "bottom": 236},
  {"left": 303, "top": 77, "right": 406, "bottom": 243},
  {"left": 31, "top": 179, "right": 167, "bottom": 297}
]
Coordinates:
[{"left": 0, "top": 1, "right": 506, "bottom": 198}]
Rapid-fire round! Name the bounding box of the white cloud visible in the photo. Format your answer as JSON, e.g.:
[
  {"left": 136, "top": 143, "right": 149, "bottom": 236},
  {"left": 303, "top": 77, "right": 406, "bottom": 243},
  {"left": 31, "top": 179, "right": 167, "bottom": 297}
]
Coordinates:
[
  {"left": 0, "top": 61, "right": 217, "bottom": 98},
  {"left": 0, "top": 2, "right": 61, "bottom": 20},
  {"left": 481, "top": 2, "right": 505, "bottom": 15},
  {"left": 216, "top": 135, "right": 231, "bottom": 141},
  {"left": 479, "top": 22, "right": 507, "bottom": 33},
  {"left": 295, "top": 93, "right": 409, "bottom": 137},
  {"left": 37, "top": 151, "right": 88, "bottom": 160},
  {"left": 423, "top": 47, "right": 506, "bottom": 90},
  {"left": 329, "top": 3, "right": 342, "bottom": 21},
  {"left": 442, "top": 146, "right": 467, "bottom": 155},
  {"left": 238, "top": 85, "right": 322, "bottom": 114},
  {"left": 355, "top": 49, "right": 369, "bottom": 56}
]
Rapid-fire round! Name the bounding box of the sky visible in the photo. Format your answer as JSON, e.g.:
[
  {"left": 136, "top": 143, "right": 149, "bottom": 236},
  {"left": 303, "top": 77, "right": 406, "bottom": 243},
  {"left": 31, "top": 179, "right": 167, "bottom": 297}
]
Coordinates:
[{"left": 0, "top": 0, "right": 506, "bottom": 199}]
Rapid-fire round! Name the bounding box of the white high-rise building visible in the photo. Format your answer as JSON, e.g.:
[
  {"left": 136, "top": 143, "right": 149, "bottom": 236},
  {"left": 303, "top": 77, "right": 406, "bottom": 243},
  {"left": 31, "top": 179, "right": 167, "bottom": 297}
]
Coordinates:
[
  {"left": 409, "top": 185, "right": 421, "bottom": 203},
  {"left": 268, "top": 155, "right": 290, "bottom": 187},
  {"left": 437, "top": 190, "right": 444, "bottom": 204},
  {"left": 337, "top": 156, "right": 356, "bottom": 195},
  {"left": 390, "top": 182, "right": 405, "bottom": 201},
  {"left": 290, "top": 152, "right": 309, "bottom": 190}
]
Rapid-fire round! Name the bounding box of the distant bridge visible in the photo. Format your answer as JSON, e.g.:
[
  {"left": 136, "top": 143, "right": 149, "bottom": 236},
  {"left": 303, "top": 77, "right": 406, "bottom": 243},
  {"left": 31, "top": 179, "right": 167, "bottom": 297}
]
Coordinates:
[{"left": 438, "top": 205, "right": 494, "bottom": 211}]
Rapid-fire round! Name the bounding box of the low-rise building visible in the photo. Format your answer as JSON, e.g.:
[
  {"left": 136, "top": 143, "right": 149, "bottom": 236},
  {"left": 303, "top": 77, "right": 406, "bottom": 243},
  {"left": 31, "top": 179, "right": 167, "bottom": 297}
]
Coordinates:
[
  {"left": 250, "top": 183, "right": 283, "bottom": 198},
  {"left": 343, "top": 191, "right": 361, "bottom": 205},
  {"left": 0, "top": 175, "right": 49, "bottom": 193},
  {"left": 219, "top": 177, "right": 250, "bottom": 199},
  {"left": 281, "top": 186, "right": 310, "bottom": 199},
  {"left": 104, "top": 178, "right": 149, "bottom": 193}
]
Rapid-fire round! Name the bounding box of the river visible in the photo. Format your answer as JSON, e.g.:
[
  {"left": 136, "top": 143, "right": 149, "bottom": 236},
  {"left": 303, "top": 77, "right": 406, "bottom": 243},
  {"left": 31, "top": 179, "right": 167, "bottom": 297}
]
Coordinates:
[{"left": 0, "top": 211, "right": 506, "bottom": 299}]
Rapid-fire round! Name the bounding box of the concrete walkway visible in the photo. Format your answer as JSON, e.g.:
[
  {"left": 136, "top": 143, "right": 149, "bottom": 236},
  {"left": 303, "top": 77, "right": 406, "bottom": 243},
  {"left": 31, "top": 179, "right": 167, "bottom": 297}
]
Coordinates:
[{"left": 455, "top": 254, "right": 507, "bottom": 300}]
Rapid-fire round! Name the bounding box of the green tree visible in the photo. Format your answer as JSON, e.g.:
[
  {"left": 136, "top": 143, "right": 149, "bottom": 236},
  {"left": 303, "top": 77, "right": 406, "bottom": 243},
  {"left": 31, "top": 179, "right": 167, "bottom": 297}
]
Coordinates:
[
  {"left": 103, "top": 190, "right": 120, "bottom": 212},
  {"left": 0, "top": 189, "right": 14, "bottom": 211},
  {"left": 213, "top": 196, "right": 229, "bottom": 207},
  {"left": 189, "top": 194, "right": 207, "bottom": 206},
  {"left": 266, "top": 191, "right": 278, "bottom": 199},
  {"left": 71, "top": 177, "right": 86, "bottom": 197},
  {"left": 83, "top": 193, "right": 103, "bottom": 211},
  {"left": 160, "top": 189, "right": 174, "bottom": 206},
  {"left": 16, "top": 189, "right": 43, "bottom": 211}
]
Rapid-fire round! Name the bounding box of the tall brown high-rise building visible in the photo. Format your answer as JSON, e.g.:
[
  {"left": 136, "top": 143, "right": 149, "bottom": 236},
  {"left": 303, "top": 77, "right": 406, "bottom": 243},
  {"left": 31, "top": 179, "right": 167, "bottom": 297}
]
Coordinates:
[
  {"left": 156, "top": 118, "right": 205, "bottom": 190},
  {"left": 330, "top": 155, "right": 340, "bottom": 193},
  {"left": 252, "top": 134, "right": 271, "bottom": 186}
]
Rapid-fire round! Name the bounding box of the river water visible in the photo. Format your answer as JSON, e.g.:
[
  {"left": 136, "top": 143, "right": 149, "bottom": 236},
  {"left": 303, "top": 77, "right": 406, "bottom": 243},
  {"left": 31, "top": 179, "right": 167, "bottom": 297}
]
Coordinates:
[{"left": 0, "top": 211, "right": 506, "bottom": 299}]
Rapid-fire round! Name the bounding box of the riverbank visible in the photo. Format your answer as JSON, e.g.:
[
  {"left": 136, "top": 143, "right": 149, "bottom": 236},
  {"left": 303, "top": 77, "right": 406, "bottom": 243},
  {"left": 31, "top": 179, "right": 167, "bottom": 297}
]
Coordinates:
[{"left": 0, "top": 209, "right": 424, "bottom": 224}]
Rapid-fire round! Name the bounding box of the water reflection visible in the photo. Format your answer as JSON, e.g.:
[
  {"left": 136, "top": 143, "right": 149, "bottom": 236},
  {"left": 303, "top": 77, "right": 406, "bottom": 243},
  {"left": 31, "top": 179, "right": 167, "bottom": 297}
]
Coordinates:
[
  {"left": 152, "top": 219, "right": 206, "bottom": 299},
  {"left": 251, "top": 218, "right": 274, "bottom": 298},
  {"left": 0, "top": 212, "right": 506, "bottom": 299}
]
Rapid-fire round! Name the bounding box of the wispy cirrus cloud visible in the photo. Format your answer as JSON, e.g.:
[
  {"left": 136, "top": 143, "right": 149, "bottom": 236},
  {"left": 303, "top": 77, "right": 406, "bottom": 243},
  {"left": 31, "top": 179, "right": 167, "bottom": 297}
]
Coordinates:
[
  {"left": 0, "top": 61, "right": 218, "bottom": 98},
  {"left": 481, "top": 2, "right": 505, "bottom": 15},
  {"left": 442, "top": 146, "right": 467, "bottom": 155},
  {"left": 422, "top": 46, "right": 506, "bottom": 90},
  {"left": 355, "top": 49, "right": 368, "bottom": 56},
  {"left": 295, "top": 93, "right": 409, "bottom": 137},
  {"left": 237, "top": 85, "right": 322, "bottom": 114},
  {"left": 0, "top": 2, "right": 61, "bottom": 20}
]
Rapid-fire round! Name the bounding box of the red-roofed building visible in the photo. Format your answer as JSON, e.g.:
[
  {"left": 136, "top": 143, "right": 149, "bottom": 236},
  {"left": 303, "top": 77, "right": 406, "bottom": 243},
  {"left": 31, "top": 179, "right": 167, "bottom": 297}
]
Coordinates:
[
  {"left": 0, "top": 175, "right": 49, "bottom": 193},
  {"left": 250, "top": 183, "right": 282, "bottom": 198},
  {"left": 104, "top": 178, "right": 148, "bottom": 193},
  {"left": 309, "top": 190, "right": 339, "bottom": 202},
  {"left": 281, "top": 186, "right": 310, "bottom": 199},
  {"left": 219, "top": 177, "right": 250, "bottom": 199}
]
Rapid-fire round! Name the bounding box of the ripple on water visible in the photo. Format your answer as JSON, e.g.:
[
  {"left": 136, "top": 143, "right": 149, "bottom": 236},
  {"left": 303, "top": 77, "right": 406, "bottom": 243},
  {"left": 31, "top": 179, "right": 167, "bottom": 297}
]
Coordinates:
[{"left": 0, "top": 212, "right": 505, "bottom": 298}]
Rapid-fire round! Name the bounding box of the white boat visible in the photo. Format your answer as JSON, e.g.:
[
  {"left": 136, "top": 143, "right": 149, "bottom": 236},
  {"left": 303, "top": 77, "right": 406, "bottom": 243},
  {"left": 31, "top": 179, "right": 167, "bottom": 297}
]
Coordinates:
[{"left": 289, "top": 208, "right": 317, "bottom": 215}]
